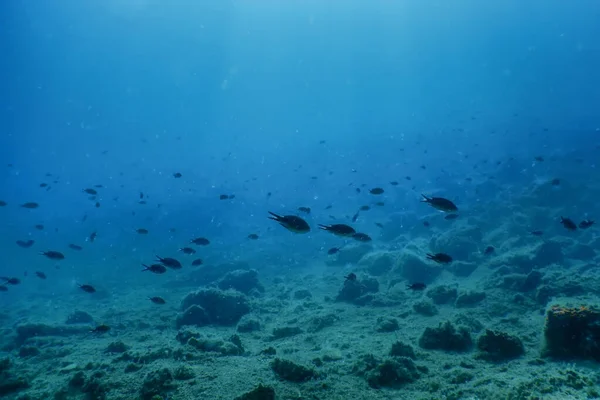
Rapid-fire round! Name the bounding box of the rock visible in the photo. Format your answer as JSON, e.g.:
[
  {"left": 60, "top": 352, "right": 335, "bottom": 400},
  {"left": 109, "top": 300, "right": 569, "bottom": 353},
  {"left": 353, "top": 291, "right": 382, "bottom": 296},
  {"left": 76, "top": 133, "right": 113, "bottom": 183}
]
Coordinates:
[
  {"left": 271, "top": 358, "right": 316, "bottom": 382},
  {"left": 188, "top": 336, "right": 243, "bottom": 356},
  {"left": 307, "top": 314, "right": 338, "bottom": 333},
  {"left": 413, "top": 300, "right": 438, "bottom": 316},
  {"left": 176, "top": 305, "right": 210, "bottom": 328},
  {"left": 293, "top": 289, "right": 312, "bottom": 300},
  {"left": 360, "top": 252, "right": 395, "bottom": 276},
  {"left": 455, "top": 291, "right": 486, "bottom": 307},
  {"left": 365, "top": 358, "right": 420, "bottom": 388},
  {"left": 419, "top": 321, "right": 472, "bottom": 352},
  {"left": 448, "top": 261, "right": 478, "bottom": 277},
  {"left": 521, "top": 270, "right": 543, "bottom": 292},
  {"left": 325, "top": 244, "right": 373, "bottom": 266},
  {"left": 396, "top": 251, "right": 442, "bottom": 284},
  {"left": 218, "top": 269, "right": 264, "bottom": 295},
  {"left": 140, "top": 368, "right": 176, "bottom": 400},
  {"left": 105, "top": 341, "right": 129, "bottom": 354},
  {"left": 18, "top": 346, "right": 40, "bottom": 358},
  {"left": 532, "top": 240, "right": 563, "bottom": 268},
  {"left": 234, "top": 384, "right": 276, "bottom": 400},
  {"left": 173, "top": 366, "right": 195, "bottom": 380},
  {"left": 566, "top": 244, "right": 596, "bottom": 261},
  {"left": 543, "top": 304, "right": 600, "bottom": 360},
  {"left": 476, "top": 329, "right": 525, "bottom": 361},
  {"left": 237, "top": 316, "right": 261, "bottom": 333},
  {"left": 390, "top": 341, "right": 416, "bottom": 359},
  {"left": 65, "top": 311, "right": 94, "bottom": 324},
  {"left": 335, "top": 276, "right": 378, "bottom": 304},
  {"left": 375, "top": 317, "right": 399, "bottom": 333},
  {"left": 180, "top": 288, "right": 250, "bottom": 326},
  {"left": 271, "top": 326, "right": 303, "bottom": 340},
  {"left": 426, "top": 285, "right": 458, "bottom": 305},
  {"left": 429, "top": 226, "right": 482, "bottom": 262}
]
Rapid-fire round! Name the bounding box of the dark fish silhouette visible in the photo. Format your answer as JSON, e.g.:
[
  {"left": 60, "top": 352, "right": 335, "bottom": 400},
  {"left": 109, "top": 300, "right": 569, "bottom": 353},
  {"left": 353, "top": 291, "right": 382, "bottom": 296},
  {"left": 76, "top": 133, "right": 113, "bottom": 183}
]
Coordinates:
[
  {"left": 426, "top": 253, "right": 453, "bottom": 264},
  {"left": 190, "top": 237, "right": 210, "bottom": 246},
  {"left": 318, "top": 223, "right": 356, "bottom": 237},
  {"left": 40, "top": 251, "right": 65, "bottom": 260},
  {"left": 78, "top": 284, "right": 96, "bottom": 293},
  {"left": 21, "top": 202, "right": 39, "bottom": 209},
  {"left": 560, "top": 217, "right": 577, "bottom": 231},
  {"left": 579, "top": 219, "right": 595, "bottom": 229},
  {"left": 2, "top": 277, "right": 21, "bottom": 285},
  {"left": 149, "top": 296, "right": 166, "bottom": 304},
  {"left": 16, "top": 240, "right": 34, "bottom": 248},
  {"left": 179, "top": 247, "right": 196, "bottom": 255},
  {"left": 268, "top": 212, "right": 310, "bottom": 234},
  {"left": 90, "top": 324, "right": 110, "bottom": 334},
  {"left": 531, "top": 230, "right": 544, "bottom": 236},
  {"left": 173, "top": 172, "right": 182, "bottom": 178},
  {"left": 136, "top": 228, "right": 149, "bottom": 234},
  {"left": 83, "top": 188, "right": 98, "bottom": 195},
  {"left": 483, "top": 246, "right": 495, "bottom": 255},
  {"left": 421, "top": 195, "right": 458, "bottom": 213},
  {"left": 69, "top": 244, "right": 83, "bottom": 251},
  {"left": 407, "top": 282, "right": 426, "bottom": 291},
  {"left": 298, "top": 207, "right": 311, "bottom": 214},
  {"left": 142, "top": 264, "right": 167, "bottom": 274},
  {"left": 370, "top": 188, "right": 385, "bottom": 195},
  {"left": 352, "top": 232, "right": 372, "bottom": 242},
  {"left": 191, "top": 259, "right": 204, "bottom": 266},
  {"left": 247, "top": 234, "right": 259, "bottom": 240},
  {"left": 35, "top": 271, "right": 47, "bottom": 280},
  {"left": 344, "top": 273, "right": 357, "bottom": 282},
  {"left": 156, "top": 256, "right": 182, "bottom": 269}
]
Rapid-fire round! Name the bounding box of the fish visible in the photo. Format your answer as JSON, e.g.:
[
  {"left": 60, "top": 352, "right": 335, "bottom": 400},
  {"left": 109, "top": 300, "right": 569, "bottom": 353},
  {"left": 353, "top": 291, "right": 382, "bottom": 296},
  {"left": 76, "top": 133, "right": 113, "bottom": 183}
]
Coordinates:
[
  {"left": 191, "top": 259, "right": 204, "bottom": 266},
  {"left": 149, "top": 296, "right": 166, "bottom": 305},
  {"left": 370, "top": 188, "right": 385, "bottom": 195},
  {"left": 531, "top": 230, "right": 544, "bottom": 236},
  {"left": 83, "top": 188, "right": 97, "bottom": 195},
  {"left": 352, "top": 232, "right": 372, "bottom": 242},
  {"left": 78, "top": 284, "right": 96, "bottom": 293},
  {"left": 426, "top": 253, "right": 453, "bottom": 264},
  {"left": 0, "top": 200, "right": 7, "bottom": 206},
  {"left": 68, "top": 244, "right": 83, "bottom": 251},
  {"left": 89, "top": 231, "right": 97, "bottom": 243},
  {"left": 190, "top": 237, "right": 210, "bottom": 246},
  {"left": 344, "top": 273, "right": 357, "bottom": 282},
  {"left": 327, "top": 247, "right": 343, "bottom": 255},
  {"left": 390, "top": 181, "right": 399, "bottom": 186},
  {"left": 374, "top": 222, "right": 384, "bottom": 228},
  {"left": 534, "top": 156, "right": 544, "bottom": 162},
  {"left": 551, "top": 178, "right": 561, "bottom": 186},
  {"left": 2, "top": 277, "right": 21, "bottom": 285},
  {"left": 142, "top": 264, "right": 167, "bottom": 274},
  {"left": 219, "top": 194, "right": 235, "bottom": 200},
  {"left": 560, "top": 216, "right": 577, "bottom": 231},
  {"left": 21, "top": 202, "right": 39, "bottom": 209},
  {"left": 407, "top": 282, "right": 426, "bottom": 291},
  {"left": 16, "top": 240, "right": 35, "bottom": 248},
  {"left": 34, "top": 224, "right": 44, "bottom": 230},
  {"left": 136, "top": 228, "right": 149, "bottom": 235},
  {"left": 352, "top": 212, "right": 360, "bottom": 222},
  {"left": 579, "top": 220, "right": 595, "bottom": 229},
  {"left": 156, "top": 256, "right": 182, "bottom": 269},
  {"left": 298, "top": 207, "right": 311, "bottom": 214},
  {"left": 318, "top": 223, "right": 356, "bottom": 237},
  {"left": 247, "top": 234, "right": 259, "bottom": 240},
  {"left": 90, "top": 324, "right": 110, "bottom": 334},
  {"left": 173, "top": 172, "right": 182, "bottom": 178},
  {"left": 268, "top": 212, "right": 310, "bottom": 234},
  {"left": 179, "top": 247, "right": 196, "bottom": 255},
  {"left": 421, "top": 195, "right": 458, "bottom": 213},
  {"left": 40, "top": 251, "right": 65, "bottom": 260},
  {"left": 423, "top": 221, "right": 430, "bottom": 227},
  {"left": 35, "top": 271, "right": 47, "bottom": 279},
  {"left": 359, "top": 205, "right": 371, "bottom": 211}
]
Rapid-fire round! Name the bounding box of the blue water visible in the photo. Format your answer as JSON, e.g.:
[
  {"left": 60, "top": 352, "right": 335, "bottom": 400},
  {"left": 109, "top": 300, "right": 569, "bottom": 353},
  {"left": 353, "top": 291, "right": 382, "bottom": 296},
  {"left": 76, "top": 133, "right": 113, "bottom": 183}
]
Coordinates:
[{"left": 2, "top": 1, "right": 600, "bottom": 399}]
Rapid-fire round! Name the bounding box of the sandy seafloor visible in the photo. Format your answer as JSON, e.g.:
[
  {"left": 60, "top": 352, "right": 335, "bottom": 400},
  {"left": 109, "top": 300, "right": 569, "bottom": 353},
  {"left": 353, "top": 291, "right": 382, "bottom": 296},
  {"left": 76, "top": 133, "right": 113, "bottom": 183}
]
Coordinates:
[{"left": 2, "top": 181, "right": 600, "bottom": 400}]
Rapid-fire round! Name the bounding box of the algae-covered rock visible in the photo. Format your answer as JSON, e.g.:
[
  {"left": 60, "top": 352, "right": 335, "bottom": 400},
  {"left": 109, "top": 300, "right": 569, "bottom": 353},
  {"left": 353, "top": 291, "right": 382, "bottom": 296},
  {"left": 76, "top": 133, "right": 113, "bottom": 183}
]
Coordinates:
[
  {"left": 543, "top": 304, "right": 600, "bottom": 361},
  {"left": 271, "top": 326, "right": 303, "bottom": 340},
  {"left": 234, "top": 384, "right": 276, "bottom": 400},
  {"left": 419, "top": 321, "right": 472, "bottom": 352},
  {"left": 455, "top": 290, "right": 486, "bottom": 307},
  {"left": 375, "top": 317, "right": 399, "bottom": 333},
  {"left": 413, "top": 300, "right": 438, "bottom": 316},
  {"left": 271, "top": 358, "right": 316, "bottom": 382},
  {"left": 65, "top": 311, "right": 94, "bottom": 324},
  {"left": 176, "top": 305, "right": 210, "bottom": 328},
  {"left": 448, "top": 261, "right": 478, "bottom": 277},
  {"left": 307, "top": 313, "right": 339, "bottom": 333},
  {"left": 426, "top": 285, "right": 458, "bottom": 305},
  {"left": 360, "top": 251, "right": 395, "bottom": 276},
  {"left": 218, "top": 269, "right": 264, "bottom": 295},
  {"left": 180, "top": 288, "right": 250, "bottom": 326},
  {"left": 476, "top": 329, "right": 525, "bottom": 361},
  {"left": 390, "top": 341, "right": 416, "bottom": 359},
  {"left": 335, "top": 275, "right": 378, "bottom": 304},
  {"left": 105, "top": 341, "right": 129, "bottom": 354},
  {"left": 396, "top": 251, "right": 442, "bottom": 284},
  {"left": 188, "top": 336, "right": 243, "bottom": 356},
  {"left": 237, "top": 316, "right": 261, "bottom": 333},
  {"left": 140, "top": 368, "right": 176, "bottom": 400},
  {"left": 532, "top": 240, "right": 563, "bottom": 267},
  {"left": 365, "top": 357, "right": 420, "bottom": 388}
]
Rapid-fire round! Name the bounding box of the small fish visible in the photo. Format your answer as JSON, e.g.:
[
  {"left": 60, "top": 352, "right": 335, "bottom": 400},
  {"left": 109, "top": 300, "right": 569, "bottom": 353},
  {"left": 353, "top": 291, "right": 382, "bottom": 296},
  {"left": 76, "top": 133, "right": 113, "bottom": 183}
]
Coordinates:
[
  {"left": 142, "top": 264, "right": 167, "bottom": 274},
  {"left": 407, "top": 282, "right": 426, "bottom": 291},
  {"left": 2, "top": 277, "right": 21, "bottom": 285},
  {"left": 269, "top": 212, "right": 311, "bottom": 234},
  {"left": 327, "top": 247, "right": 343, "bottom": 255},
  {"left": 352, "top": 212, "right": 360, "bottom": 222},
  {"left": 534, "top": 156, "right": 544, "bottom": 162},
  {"left": 173, "top": 172, "right": 182, "bottom": 178},
  {"left": 40, "top": 183, "right": 48, "bottom": 187},
  {"left": 136, "top": 228, "right": 149, "bottom": 235},
  {"left": 95, "top": 202, "right": 100, "bottom": 208},
  {"left": 560, "top": 216, "right": 577, "bottom": 231},
  {"left": 325, "top": 205, "right": 332, "bottom": 210},
  {"left": 16, "top": 239, "right": 35, "bottom": 248},
  {"left": 298, "top": 207, "right": 311, "bottom": 214},
  {"left": 78, "top": 284, "right": 96, "bottom": 293},
  {"left": 34, "top": 224, "right": 44, "bottom": 230},
  {"left": 247, "top": 234, "right": 259, "bottom": 240},
  {"left": 149, "top": 296, "right": 166, "bottom": 305},
  {"left": 551, "top": 178, "right": 561, "bottom": 186},
  {"left": 219, "top": 194, "right": 235, "bottom": 200},
  {"left": 89, "top": 231, "right": 97, "bottom": 242},
  {"left": 421, "top": 195, "right": 458, "bottom": 213},
  {"left": 531, "top": 230, "right": 544, "bottom": 236},
  {"left": 374, "top": 201, "right": 385, "bottom": 207},
  {"left": 374, "top": 222, "right": 384, "bottom": 228},
  {"left": 0, "top": 200, "right": 7, "bottom": 206},
  {"left": 94, "top": 184, "right": 103, "bottom": 188},
  {"left": 352, "top": 232, "right": 372, "bottom": 242},
  {"left": 156, "top": 256, "right": 182, "bottom": 269},
  {"left": 190, "top": 237, "right": 210, "bottom": 246},
  {"left": 0, "top": 285, "right": 7, "bottom": 292},
  {"left": 426, "top": 253, "right": 453, "bottom": 264},
  {"left": 390, "top": 181, "right": 399, "bottom": 186},
  {"left": 370, "top": 188, "right": 385, "bottom": 195},
  {"left": 318, "top": 223, "right": 356, "bottom": 237},
  {"left": 83, "top": 188, "right": 98, "bottom": 195},
  {"left": 68, "top": 244, "right": 83, "bottom": 250},
  {"left": 423, "top": 221, "right": 430, "bottom": 227},
  {"left": 90, "top": 324, "right": 110, "bottom": 334},
  {"left": 191, "top": 259, "right": 204, "bottom": 266},
  {"left": 483, "top": 246, "right": 495, "bottom": 255},
  {"left": 344, "top": 273, "right": 357, "bottom": 282},
  {"left": 21, "top": 202, "right": 39, "bottom": 209},
  {"left": 444, "top": 214, "right": 459, "bottom": 220},
  {"left": 35, "top": 271, "right": 47, "bottom": 280},
  {"left": 579, "top": 219, "right": 595, "bottom": 229},
  {"left": 405, "top": 176, "right": 412, "bottom": 181},
  {"left": 40, "top": 251, "right": 65, "bottom": 260},
  {"left": 359, "top": 205, "right": 370, "bottom": 211},
  {"left": 356, "top": 188, "right": 361, "bottom": 193},
  {"left": 140, "top": 192, "right": 144, "bottom": 199},
  {"left": 179, "top": 247, "right": 196, "bottom": 255}
]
